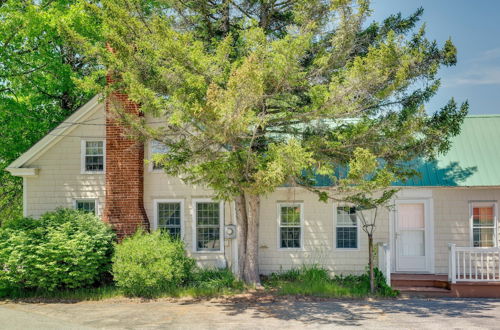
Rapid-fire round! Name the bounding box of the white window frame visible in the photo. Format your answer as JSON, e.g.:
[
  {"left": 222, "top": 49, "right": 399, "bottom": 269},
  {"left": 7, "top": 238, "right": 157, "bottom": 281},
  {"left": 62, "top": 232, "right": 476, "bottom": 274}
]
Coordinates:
[
  {"left": 149, "top": 140, "right": 169, "bottom": 173},
  {"left": 469, "top": 201, "right": 498, "bottom": 247},
  {"left": 73, "top": 198, "right": 99, "bottom": 216},
  {"left": 277, "top": 202, "right": 304, "bottom": 251},
  {"left": 192, "top": 198, "right": 224, "bottom": 253},
  {"left": 334, "top": 205, "right": 360, "bottom": 251},
  {"left": 81, "top": 139, "right": 105, "bottom": 174},
  {"left": 153, "top": 199, "right": 185, "bottom": 239}
]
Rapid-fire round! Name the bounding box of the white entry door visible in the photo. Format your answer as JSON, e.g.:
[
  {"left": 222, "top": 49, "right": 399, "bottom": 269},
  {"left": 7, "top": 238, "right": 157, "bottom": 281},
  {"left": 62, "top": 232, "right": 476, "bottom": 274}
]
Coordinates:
[{"left": 395, "top": 200, "right": 431, "bottom": 272}]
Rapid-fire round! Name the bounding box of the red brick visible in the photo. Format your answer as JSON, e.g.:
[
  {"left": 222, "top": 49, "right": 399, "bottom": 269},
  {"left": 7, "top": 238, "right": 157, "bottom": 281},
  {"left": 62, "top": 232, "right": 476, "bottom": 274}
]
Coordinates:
[{"left": 102, "top": 77, "right": 149, "bottom": 239}]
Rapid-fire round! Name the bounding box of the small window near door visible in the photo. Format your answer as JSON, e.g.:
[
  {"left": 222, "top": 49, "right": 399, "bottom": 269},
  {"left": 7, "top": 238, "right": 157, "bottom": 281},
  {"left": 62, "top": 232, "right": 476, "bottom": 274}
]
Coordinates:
[
  {"left": 471, "top": 202, "right": 497, "bottom": 247},
  {"left": 75, "top": 199, "right": 97, "bottom": 215},
  {"left": 157, "top": 202, "right": 182, "bottom": 238},
  {"left": 336, "top": 206, "right": 358, "bottom": 249}
]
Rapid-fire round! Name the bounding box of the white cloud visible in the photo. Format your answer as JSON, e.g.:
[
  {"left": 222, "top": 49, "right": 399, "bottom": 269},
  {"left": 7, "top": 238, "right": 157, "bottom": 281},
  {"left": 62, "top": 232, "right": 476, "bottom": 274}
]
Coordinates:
[{"left": 445, "top": 67, "right": 500, "bottom": 87}]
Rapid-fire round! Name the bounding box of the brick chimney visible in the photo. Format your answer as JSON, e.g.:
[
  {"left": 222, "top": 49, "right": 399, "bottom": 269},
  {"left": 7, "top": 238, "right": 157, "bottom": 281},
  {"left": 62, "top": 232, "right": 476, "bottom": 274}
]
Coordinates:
[{"left": 103, "top": 75, "right": 150, "bottom": 238}]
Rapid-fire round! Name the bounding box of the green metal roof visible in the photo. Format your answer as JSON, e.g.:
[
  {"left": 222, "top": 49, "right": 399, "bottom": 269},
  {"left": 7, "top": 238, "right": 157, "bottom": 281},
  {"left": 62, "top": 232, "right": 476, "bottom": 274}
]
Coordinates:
[{"left": 398, "top": 115, "right": 500, "bottom": 187}]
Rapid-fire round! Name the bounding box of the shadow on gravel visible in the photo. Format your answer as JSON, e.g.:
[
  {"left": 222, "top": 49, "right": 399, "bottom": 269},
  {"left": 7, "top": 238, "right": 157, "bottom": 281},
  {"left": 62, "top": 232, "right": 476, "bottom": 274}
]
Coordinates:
[{"left": 211, "top": 294, "right": 498, "bottom": 327}]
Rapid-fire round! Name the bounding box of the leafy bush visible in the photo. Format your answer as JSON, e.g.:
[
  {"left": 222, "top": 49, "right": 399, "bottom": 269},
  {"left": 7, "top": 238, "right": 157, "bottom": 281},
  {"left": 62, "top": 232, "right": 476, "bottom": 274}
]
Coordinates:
[
  {"left": 112, "top": 230, "right": 196, "bottom": 297},
  {"left": 0, "top": 209, "right": 115, "bottom": 291},
  {"left": 265, "top": 265, "right": 398, "bottom": 297}
]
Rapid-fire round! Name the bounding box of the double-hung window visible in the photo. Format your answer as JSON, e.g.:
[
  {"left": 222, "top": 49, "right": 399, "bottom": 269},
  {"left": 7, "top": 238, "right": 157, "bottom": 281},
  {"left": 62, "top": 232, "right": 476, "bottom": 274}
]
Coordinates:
[
  {"left": 150, "top": 140, "right": 169, "bottom": 171},
  {"left": 279, "top": 204, "right": 303, "bottom": 249},
  {"left": 336, "top": 206, "right": 358, "bottom": 249},
  {"left": 471, "top": 202, "right": 497, "bottom": 247},
  {"left": 194, "top": 201, "right": 222, "bottom": 252},
  {"left": 82, "top": 140, "right": 104, "bottom": 173},
  {"left": 75, "top": 199, "right": 98, "bottom": 215},
  {"left": 155, "top": 200, "right": 183, "bottom": 239}
]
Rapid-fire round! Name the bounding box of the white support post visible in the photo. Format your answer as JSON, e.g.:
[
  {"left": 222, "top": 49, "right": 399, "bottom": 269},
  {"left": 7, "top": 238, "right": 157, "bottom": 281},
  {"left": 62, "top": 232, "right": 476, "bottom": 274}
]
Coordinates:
[
  {"left": 378, "top": 243, "right": 391, "bottom": 286},
  {"left": 385, "top": 244, "right": 391, "bottom": 286},
  {"left": 450, "top": 243, "right": 457, "bottom": 284}
]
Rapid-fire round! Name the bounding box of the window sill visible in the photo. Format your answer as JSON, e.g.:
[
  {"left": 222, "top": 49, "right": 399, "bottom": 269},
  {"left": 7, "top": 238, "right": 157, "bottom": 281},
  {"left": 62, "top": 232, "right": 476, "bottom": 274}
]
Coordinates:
[
  {"left": 334, "top": 248, "right": 360, "bottom": 251},
  {"left": 277, "top": 248, "right": 305, "bottom": 252},
  {"left": 80, "top": 171, "right": 105, "bottom": 175},
  {"left": 192, "top": 250, "right": 224, "bottom": 254}
]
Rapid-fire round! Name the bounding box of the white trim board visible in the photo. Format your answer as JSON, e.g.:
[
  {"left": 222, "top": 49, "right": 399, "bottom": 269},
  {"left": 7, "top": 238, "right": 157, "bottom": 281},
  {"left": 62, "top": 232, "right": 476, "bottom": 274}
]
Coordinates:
[{"left": 7, "top": 94, "right": 103, "bottom": 171}]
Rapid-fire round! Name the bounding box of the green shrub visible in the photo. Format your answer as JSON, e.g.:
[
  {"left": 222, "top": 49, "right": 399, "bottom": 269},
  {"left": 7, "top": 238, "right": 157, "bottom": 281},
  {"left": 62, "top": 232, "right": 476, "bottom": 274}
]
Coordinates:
[
  {"left": 112, "top": 230, "right": 196, "bottom": 297},
  {"left": 0, "top": 209, "right": 115, "bottom": 291}
]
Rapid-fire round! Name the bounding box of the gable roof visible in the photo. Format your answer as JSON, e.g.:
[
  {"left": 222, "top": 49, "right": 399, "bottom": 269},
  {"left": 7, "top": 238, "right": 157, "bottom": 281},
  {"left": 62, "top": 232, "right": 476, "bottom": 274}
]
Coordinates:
[
  {"left": 7, "top": 96, "right": 500, "bottom": 187},
  {"left": 397, "top": 115, "right": 500, "bottom": 187},
  {"left": 6, "top": 94, "right": 102, "bottom": 173}
]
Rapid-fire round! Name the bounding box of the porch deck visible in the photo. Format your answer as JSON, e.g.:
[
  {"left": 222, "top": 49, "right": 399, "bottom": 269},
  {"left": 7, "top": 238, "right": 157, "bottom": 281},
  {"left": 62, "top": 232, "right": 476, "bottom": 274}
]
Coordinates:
[{"left": 391, "top": 273, "right": 500, "bottom": 298}]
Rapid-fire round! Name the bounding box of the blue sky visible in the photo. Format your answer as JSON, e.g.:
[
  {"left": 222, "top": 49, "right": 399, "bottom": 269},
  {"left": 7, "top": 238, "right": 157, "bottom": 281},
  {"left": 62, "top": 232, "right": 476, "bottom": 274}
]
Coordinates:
[{"left": 370, "top": 0, "right": 500, "bottom": 115}]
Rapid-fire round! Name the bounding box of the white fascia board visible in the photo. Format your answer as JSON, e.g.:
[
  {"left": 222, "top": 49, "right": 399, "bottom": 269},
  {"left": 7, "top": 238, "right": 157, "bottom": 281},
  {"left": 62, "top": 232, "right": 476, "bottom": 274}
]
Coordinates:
[{"left": 6, "top": 167, "right": 39, "bottom": 177}]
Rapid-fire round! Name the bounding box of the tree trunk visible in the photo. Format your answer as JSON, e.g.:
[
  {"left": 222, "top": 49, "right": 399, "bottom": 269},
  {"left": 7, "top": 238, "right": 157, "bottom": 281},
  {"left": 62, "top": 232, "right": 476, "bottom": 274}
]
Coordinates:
[
  {"left": 234, "top": 193, "right": 248, "bottom": 280},
  {"left": 221, "top": 0, "right": 230, "bottom": 36},
  {"left": 368, "top": 234, "right": 375, "bottom": 294},
  {"left": 243, "top": 193, "right": 260, "bottom": 284}
]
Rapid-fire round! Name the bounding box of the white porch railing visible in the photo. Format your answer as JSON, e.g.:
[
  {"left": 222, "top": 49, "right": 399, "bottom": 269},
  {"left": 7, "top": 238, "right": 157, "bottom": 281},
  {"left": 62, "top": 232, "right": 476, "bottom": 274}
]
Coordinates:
[
  {"left": 448, "top": 243, "right": 500, "bottom": 283},
  {"left": 377, "top": 243, "right": 391, "bottom": 286}
]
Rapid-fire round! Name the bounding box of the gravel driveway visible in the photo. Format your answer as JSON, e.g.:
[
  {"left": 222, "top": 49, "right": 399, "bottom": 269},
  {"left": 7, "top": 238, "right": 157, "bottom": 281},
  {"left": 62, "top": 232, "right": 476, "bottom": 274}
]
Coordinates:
[{"left": 1, "top": 296, "right": 500, "bottom": 329}]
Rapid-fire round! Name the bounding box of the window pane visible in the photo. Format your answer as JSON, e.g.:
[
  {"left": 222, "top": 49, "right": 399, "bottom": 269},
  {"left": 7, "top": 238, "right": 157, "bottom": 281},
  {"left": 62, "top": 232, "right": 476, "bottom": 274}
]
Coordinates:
[
  {"left": 473, "top": 227, "right": 495, "bottom": 247},
  {"left": 197, "top": 203, "right": 219, "bottom": 226},
  {"left": 85, "top": 141, "right": 104, "bottom": 172},
  {"left": 162, "top": 227, "right": 181, "bottom": 239},
  {"left": 158, "top": 203, "right": 181, "bottom": 227},
  {"left": 85, "top": 156, "right": 104, "bottom": 171},
  {"left": 337, "top": 206, "right": 357, "bottom": 226},
  {"left": 400, "top": 230, "right": 425, "bottom": 256},
  {"left": 336, "top": 227, "right": 357, "bottom": 249},
  {"left": 86, "top": 141, "right": 103, "bottom": 155},
  {"left": 197, "top": 227, "right": 220, "bottom": 250},
  {"left": 76, "top": 200, "right": 96, "bottom": 214},
  {"left": 151, "top": 140, "right": 169, "bottom": 169},
  {"left": 281, "top": 206, "right": 301, "bottom": 226},
  {"left": 280, "top": 227, "right": 301, "bottom": 248},
  {"left": 151, "top": 140, "right": 169, "bottom": 154},
  {"left": 157, "top": 202, "right": 181, "bottom": 239},
  {"left": 473, "top": 206, "right": 494, "bottom": 227}
]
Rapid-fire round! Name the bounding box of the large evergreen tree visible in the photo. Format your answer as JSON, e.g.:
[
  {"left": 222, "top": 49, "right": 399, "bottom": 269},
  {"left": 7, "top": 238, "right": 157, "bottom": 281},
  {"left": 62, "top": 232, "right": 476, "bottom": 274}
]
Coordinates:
[{"left": 80, "top": 0, "right": 467, "bottom": 284}]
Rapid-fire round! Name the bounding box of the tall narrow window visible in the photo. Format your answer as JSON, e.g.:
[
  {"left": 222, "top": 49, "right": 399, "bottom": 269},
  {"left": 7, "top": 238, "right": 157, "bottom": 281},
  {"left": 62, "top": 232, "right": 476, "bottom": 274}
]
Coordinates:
[
  {"left": 336, "top": 206, "right": 358, "bottom": 249},
  {"left": 471, "top": 202, "right": 497, "bottom": 247},
  {"left": 150, "top": 140, "right": 169, "bottom": 170},
  {"left": 157, "top": 202, "right": 182, "bottom": 238},
  {"left": 279, "top": 204, "right": 302, "bottom": 249},
  {"left": 82, "top": 140, "right": 104, "bottom": 173},
  {"left": 75, "top": 199, "right": 97, "bottom": 215},
  {"left": 195, "top": 202, "right": 221, "bottom": 251}
]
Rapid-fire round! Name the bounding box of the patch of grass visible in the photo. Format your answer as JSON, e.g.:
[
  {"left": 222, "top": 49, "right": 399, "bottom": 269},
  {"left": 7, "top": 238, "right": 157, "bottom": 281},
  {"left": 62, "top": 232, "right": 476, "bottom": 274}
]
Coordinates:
[
  {"left": 0, "top": 285, "right": 122, "bottom": 301},
  {"left": 264, "top": 265, "right": 398, "bottom": 298},
  {"left": 0, "top": 268, "right": 245, "bottom": 301}
]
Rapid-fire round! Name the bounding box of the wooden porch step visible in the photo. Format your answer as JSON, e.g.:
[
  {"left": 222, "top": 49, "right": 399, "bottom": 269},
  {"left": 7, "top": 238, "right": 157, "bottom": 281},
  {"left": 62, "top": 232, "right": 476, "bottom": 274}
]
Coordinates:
[
  {"left": 394, "top": 286, "right": 453, "bottom": 298},
  {"left": 391, "top": 273, "right": 450, "bottom": 289}
]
